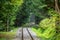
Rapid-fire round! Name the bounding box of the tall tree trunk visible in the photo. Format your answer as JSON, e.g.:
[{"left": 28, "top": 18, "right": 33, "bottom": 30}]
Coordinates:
[
  {"left": 55, "top": 0, "right": 60, "bottom": 13},
  {"left": 7, "top": 13, "right": 9, "bottom": 32},
  {"left": 55, "top": 0, "right": 60, "bottom": 33}
]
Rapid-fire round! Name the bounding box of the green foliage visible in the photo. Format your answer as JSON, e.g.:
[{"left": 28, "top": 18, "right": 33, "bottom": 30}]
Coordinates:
[
  {"left": 32, "top": 15, "right": 60, "bottom": 40},
  {"left": 0, "top": 38, "right": 6, "bottom": 40},
  {"left": 39, "top": 17, "right": 56, "bottom": 38},
  {"left": 0, "top": 27, "right": 18, "bottom": 40},
  {"left": 0, "top": 0, "right": 23, "bottom": 31},
  {"left": 48, "top": 9, "right": 59, "bottom": 17},
  {"left": 32, "top": 28, "right": 56, "bottom": 40},
  {"left": 39, "top": 17, "right": 56, "bottom": 29},
  {"left": 32, "top": 17, "right": 58, "bottom": 40},
  {"left": 39, "top": 18, "right": 50, "bottom": 29},
  {"left": 55, "top": 34, "right": 60, "bottom": 40}
]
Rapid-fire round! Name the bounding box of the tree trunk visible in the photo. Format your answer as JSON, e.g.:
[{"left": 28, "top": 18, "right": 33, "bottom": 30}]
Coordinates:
[
  {"left": 55, "top": 0, "right": 60, "bottom": 33},
  {"left": 55, "top": 0, "right": 60, "bottom": 13},
  {"left": 7, "top": 13, "right": 9, "bottom": 32}
]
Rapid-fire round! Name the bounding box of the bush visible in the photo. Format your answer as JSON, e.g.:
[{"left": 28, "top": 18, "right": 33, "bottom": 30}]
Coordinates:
[
  {"left": 39, "top": 18, "right": 50, "bottom": 29},
  {"left": 39, "top": 17, "right": 56, "bottom": 29},
  {"left": 38, "top": 17, "right": 56, "bottom": 39}
]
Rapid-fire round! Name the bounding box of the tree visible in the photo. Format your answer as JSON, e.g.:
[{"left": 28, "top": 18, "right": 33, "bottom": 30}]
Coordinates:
[
  {"left": 55, "top": 0, "right": 60, "bottom": 13},
  {"left": 0, "top": 0, "right": 23, "bottom": 31}
]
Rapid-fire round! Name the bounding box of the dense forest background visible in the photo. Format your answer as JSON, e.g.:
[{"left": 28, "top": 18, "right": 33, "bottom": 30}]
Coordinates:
[{"left": 0, "top": 0, "right": 60, "bottom": 40}]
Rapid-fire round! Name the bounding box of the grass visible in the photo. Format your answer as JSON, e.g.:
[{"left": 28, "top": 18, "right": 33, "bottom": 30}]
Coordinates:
[
  {"left": 31, "top": 28, "right": 51, "bottom": 40},
  {"left": 0, "top": 28, "right": 18, "bottom": 40},
  {"left": 32, "top": 27, "right": 59, "bottom": 40},
  {"left": 32, "top": 27, "right": 42, "bottom": 37},
  {"left": 0, "top": 38, "right": 7, "bottom": 40}
]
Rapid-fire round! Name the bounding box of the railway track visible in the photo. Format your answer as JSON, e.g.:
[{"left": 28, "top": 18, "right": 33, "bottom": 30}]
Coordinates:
[{"left": 13, "top": 28, "right": 40, "bottom": 40}]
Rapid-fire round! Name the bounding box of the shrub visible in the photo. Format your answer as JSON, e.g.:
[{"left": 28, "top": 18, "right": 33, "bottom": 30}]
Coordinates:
[{"left": 39, "top": 17, "right": 56, "bottom": 38}]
